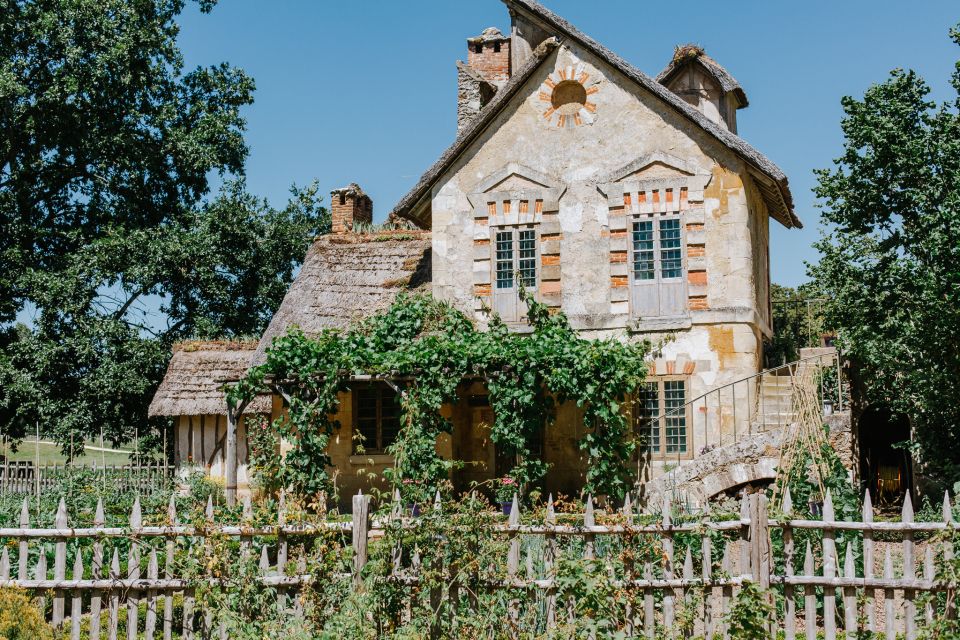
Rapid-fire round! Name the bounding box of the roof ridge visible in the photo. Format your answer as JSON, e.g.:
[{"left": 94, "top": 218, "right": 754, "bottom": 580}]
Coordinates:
[
  {"left": 172, "top": 340, "right": 259, "bottom": 354},
  {"left": 390, "top": 0, "right": 799, "bottom": 229}
]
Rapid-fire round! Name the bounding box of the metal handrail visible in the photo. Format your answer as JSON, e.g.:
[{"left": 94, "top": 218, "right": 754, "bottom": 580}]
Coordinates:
[{"left": 637, "top": 350, "right": 845, "bottom": 467}]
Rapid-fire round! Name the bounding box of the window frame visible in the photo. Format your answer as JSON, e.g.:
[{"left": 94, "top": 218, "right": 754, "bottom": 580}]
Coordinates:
[
  {"left": 491, "top": 223, "right": 540, "bottom": 323},
  {"left": 628, "top": 212, "right": 688, "bottom": 319},
  {"left": 351, "top": 383, "right": 401, "bottom": 455},
  {"left": 634, "top": 375, "right": 692, "bottom": 460}
]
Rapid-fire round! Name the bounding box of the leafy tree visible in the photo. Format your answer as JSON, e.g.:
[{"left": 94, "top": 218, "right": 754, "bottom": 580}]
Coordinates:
[
  {"left": 809, "top": 24, "right": 960, "bottom": 487},
  {"left": 0, "top": 0, "right": 327, "bottom": 454}
]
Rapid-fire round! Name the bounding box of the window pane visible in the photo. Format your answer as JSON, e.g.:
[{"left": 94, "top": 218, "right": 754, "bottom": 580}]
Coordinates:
[
  {"left": 495, "top": 231, "right": 514, "bottom": 289},
  {"left": 659, "top": 218, "right": 683, "bottom": 279},
  {"left": 632, "top": 220, "right": 655, "bottom": 280},
  {"left": 663, "top": 380, "right": 687, "bottom": 453},
  {"left": 518, "top": 229, "right": 536, "bottom": 287},
  {"left": 636, "top": 382, "right": 660, "bottom": 453},
  {"left": 380, "top": 387, "right": 401, "bottom": 449},
  {"left": 356, "top": 387, "right": 378, "bottom": 450}
]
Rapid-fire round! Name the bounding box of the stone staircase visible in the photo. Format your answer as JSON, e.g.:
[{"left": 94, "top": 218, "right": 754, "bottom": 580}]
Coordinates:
[{"left": 641, "top": 346, "right": 840, "bottom": 510}]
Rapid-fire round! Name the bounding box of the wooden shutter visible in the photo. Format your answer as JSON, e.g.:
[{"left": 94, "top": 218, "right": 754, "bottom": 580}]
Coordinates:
[
  {"left": 657, "top": 217, "right": 686, "bottom": 316},
  {"left": 630, "top": 218, "right": 659, "bottom": 317},
  {"left": 630, "top": 215, "right": 686, "bottom": 318},
  {"left": 493, "top": 229, "right": 517, "bottom": 322}
]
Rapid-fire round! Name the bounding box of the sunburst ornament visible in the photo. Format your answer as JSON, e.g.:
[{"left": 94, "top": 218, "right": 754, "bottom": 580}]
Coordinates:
[{"left": 538, "top": 64, "right": 599, "bottom": 128}]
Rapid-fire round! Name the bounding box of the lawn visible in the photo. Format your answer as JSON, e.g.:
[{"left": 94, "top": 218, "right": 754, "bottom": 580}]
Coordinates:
[{"left": 1, "top": 437, "right": 132, "bottom": 467}]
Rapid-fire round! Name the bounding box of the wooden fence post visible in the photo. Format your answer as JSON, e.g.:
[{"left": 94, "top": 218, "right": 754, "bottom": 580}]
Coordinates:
[
  {"left": 862, "top": 489, "right": 876, "bottom": 634},
  {"left": 782, "top": 488, "right": 796, "bottom": 640},
  {"left": 53, "top": 498, "right": 67, "bottom": 627},
  {"left": 352, "top": 491, "right": 370, "bottom": 586},
  {"left": 822, "top": 491, "right": 837, "bottom": 639},
  {"left": 902, "top": 493, "right": 916, "bottom": 640},
  {"left": 90, "top": 499, "right": 104, "bottom": 640}
]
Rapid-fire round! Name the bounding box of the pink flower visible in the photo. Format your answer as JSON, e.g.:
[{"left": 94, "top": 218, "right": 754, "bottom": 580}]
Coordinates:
[{"left": 501, "top": 477, "right": 516, "bottom": 486}]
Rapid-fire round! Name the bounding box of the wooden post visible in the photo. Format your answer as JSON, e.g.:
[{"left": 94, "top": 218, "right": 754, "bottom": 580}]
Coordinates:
[
  {"left": 822, "top": 490, "right": 837, "bottom": 639},
  {"left": 127, "top": 497, "right": 142, "bottom": 640},
  {"left": 944, "top": 492, "right": 956, "bottom": 620},
  {"left": 90, "top": 499, "right": 104, "bottom": 640},
  {"left": 843, "top": 544, "right": 856, "bottom": 638},
  {"left": 803, "top": 542, "right": 815, "bottom": 640},
  {"left": 225, "top": 409, "right": 238, "bottom": 507},
  {"left": 507, "top": 493, "right": 521, "bottom": 632},
  {"left": 783, "top": 488, "right": 796, "bottom": 640},
  {"left": 883, "top": 547, "right": 895, "bottom": 640},
  {"left": 544, "top": 495, "right": 557, "bottom": 631},
  {"left": 351, "top": 491, "right": 370, "bottom": 586},
  {"left": 902, "top": 493, "right": 916, "bottom": 640},
  {"left": 661, "top": 496, "right": 675, "bottom": 630},
  {"left": 862, "top": 489, "right": 876, "bottom": 634},
  {"left": 108, "top": 549, "right": 120, "bottom": 640},
  {"left": 163, "top": 495, "right": 176, "bottom": 640},
  {"left": 53, "top": 498, "right": 68, "bottom": 627},
  {"left": 18, "top": 497, "right": 29, "bottom": 581}
]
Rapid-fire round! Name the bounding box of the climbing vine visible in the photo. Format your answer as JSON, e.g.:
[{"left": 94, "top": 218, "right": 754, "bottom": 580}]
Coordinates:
[{"left": 229, "top": 290, "right": 652, "bottom": 502}]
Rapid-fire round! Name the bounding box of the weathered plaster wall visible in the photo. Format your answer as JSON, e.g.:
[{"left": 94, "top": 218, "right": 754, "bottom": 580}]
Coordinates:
[
  {"left": 174, "top": 414, "right": 251, "bottom": 491},
  {"left": 432, "top": 41, "right": 769, "bottom": 406}
]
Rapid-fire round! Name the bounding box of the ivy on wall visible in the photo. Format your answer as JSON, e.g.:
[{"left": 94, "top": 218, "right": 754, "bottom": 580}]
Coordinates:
[{"left": 230, "top": 290, "right": 653, "bottom": 502}]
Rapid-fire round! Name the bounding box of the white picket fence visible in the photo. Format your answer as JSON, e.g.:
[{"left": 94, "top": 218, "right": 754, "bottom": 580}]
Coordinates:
[{"left": 0, "top": 488, "right": 956, "bottom": 639}]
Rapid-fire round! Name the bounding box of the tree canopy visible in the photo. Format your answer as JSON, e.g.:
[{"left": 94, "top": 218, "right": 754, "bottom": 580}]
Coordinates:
[
  {"left": 810, "top": 24, "right": 960, "bottom": 488},
  {"left": 0, "top": 0, "right": 327, "bottom": 454}
]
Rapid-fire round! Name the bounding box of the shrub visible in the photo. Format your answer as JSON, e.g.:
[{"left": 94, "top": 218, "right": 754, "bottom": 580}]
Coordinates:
[{"left": 0, "top": 588, "right": 53, "bottom": 640}]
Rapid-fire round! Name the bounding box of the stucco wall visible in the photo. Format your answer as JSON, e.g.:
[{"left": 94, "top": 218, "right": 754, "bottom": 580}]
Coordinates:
[
  {"left": 432, "top": 41, "right": 769, "bottom": 411},
  {"left": 174, "top": 414, "right": 251, "bottom": 491}
]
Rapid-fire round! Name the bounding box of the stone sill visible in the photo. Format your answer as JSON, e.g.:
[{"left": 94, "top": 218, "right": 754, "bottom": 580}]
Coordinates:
[
  {"left": 630, "top": 316, "right": 693, "bottom": 333},
  {"left": 348, "top": 454, "right": 394, "bottom": 466}
]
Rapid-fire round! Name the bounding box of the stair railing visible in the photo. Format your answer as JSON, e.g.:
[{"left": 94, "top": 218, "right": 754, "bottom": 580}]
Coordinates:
[{"left": 637, "top": 350, "right": 847, "bottom": 472}]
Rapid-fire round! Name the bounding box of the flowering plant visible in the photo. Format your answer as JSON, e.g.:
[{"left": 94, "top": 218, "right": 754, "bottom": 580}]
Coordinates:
[{"left": 494, "top": 476, "right": 518, "bottom": 503}]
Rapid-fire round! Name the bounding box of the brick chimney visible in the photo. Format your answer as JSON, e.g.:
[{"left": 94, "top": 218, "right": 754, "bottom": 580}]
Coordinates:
[
  {"left": 330, "top": 183, "right": 372, "bottom": 233},
  {"left": 466, "top": 27, "right": 510, "bottom": 85},
  {"left": 457, "top": 27, "right": 510, "bottom": 131}
]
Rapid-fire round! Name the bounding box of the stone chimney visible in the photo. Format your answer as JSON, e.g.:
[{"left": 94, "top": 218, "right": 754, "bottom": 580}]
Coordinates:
[
  {"left": 457, "top": 27, "right": 510, "bottom": 132},
  {"left": 330, "top": 183, "right": 372, "bottom": 234}
]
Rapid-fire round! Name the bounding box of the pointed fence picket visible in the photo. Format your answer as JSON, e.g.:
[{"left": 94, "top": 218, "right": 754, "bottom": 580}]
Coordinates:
[{"left": 0, "top": 488, "right": 957, "bottom": 639}]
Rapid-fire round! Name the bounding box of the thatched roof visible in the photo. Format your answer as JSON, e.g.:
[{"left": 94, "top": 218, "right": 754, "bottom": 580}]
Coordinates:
[
  {"left": 251, "top": 231, "right": 432, "bottom": 366},
  {"left": 148, "top": 341, "right": 271, "bottom": 417},
  {"left": 656, "top": 44, "right": 749, "bottom": 109},
  {"left": 390, "top": 0, "right": 800, "bottom": 230}
]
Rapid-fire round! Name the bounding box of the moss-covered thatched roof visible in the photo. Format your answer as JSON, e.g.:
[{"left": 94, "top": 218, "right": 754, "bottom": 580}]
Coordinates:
[{"left": 148, "top": 341, "right": 271, "bottom": 417}]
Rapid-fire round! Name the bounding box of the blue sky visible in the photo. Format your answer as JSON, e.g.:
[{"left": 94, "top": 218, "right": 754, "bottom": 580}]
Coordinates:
[{"left": 178, "top": 1, "right": 959, "bottom": 287}]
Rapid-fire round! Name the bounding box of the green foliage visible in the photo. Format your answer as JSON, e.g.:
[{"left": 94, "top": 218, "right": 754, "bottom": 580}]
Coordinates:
[
  {"left": 724, "top": 581, "right": 774, "bottom": 640},
  {"left": 231, "top": 289, "right": 652, "bottom": 502},
  {"left": 915, "top": 530, "right": 960, "bottom": 639},
  {"left": 767, "top": 283, "right": 828, "bottom": 367},
  {"left": 809, "top": 23, "right": 960, "bottom": 488},
  {"left": 0, "top": 588, "right": 52, "bottom": 640},
  {"left": 0, "top": 0, "right": 327, "bottom": 455}
]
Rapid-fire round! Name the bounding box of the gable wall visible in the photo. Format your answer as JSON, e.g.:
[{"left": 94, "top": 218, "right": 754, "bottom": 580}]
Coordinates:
[{"left": 429, "top": 42, "right": 771, "bottom": 449}]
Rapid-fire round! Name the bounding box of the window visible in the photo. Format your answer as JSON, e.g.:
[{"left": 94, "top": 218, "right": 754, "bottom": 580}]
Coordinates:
[
  {"left": 630, "top": 215, "right": 686, "bottom": 318},
  {"left": 635, "top": 378, "right": 689, "bottom": 458},
  {"left": 492, "top": 226, "right": 538, "bottom": 323},
  {"left": 353, "top": 384, "right": 401, "bottom": 454}
]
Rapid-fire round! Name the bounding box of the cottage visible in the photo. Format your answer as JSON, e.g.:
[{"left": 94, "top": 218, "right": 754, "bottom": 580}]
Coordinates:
[
  {"left": 154, "top": 0, "right": 810, "bottom": 504},
  {"left": 148, "top": 341, "right": 270, "bottom": 491}
]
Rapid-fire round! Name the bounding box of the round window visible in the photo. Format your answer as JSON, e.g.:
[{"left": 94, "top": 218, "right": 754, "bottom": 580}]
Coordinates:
[{"left": 550, "top": 80, "right": 587, "bottom": 115}]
